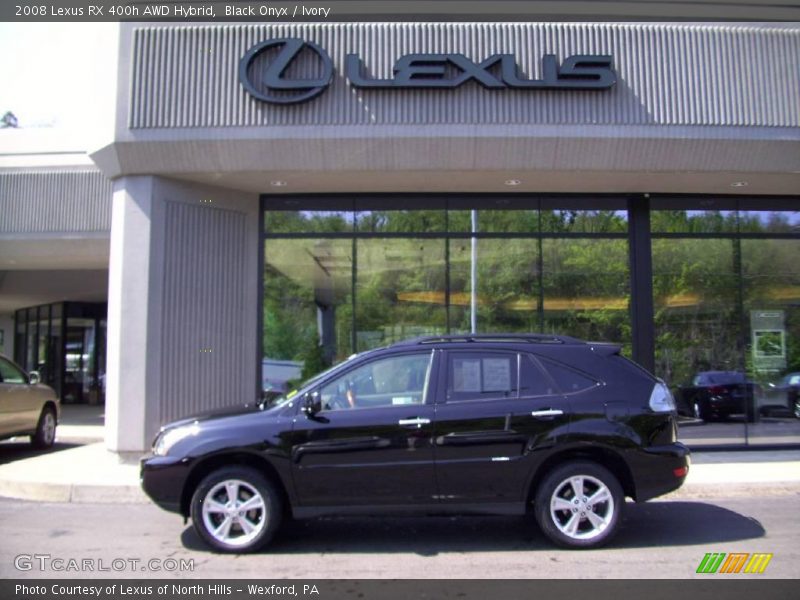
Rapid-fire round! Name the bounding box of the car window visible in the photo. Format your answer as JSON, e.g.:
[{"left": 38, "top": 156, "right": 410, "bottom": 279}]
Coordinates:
[
  {"left": 521, "top": 354, "right": 558, "bottom": 396},
  {"left": 538, "top": 357, "right": 598, "bottom": 394},
  {"left": 447, "top": 351, "right": 518, "bottom": 402},
  {"left": 319, "top": 352, "right": 432, "bottom": 411},
  {"left": 0, "top": 358, "right": 27, "bottom": 384}
]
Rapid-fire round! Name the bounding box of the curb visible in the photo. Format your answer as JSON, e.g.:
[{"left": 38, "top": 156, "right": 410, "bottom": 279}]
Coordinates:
[
  {"left": 664, "top": 482, "right": 800, "bottom": 500},
  {"left": 0, "top": 479, "right": 149, "bottom": 504}
]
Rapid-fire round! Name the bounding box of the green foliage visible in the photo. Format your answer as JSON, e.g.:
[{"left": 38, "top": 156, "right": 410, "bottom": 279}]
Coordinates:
[{"left": 300, "top": 340, "right": 330, "bottom": 381}]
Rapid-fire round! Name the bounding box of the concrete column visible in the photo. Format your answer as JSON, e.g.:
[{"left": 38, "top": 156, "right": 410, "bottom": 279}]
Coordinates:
[
  {"left": 105, "top": 176, "right": 159, "bottom": 452},
  {"left": 105, "top": 175, "right": 259, "bottom": 452}
]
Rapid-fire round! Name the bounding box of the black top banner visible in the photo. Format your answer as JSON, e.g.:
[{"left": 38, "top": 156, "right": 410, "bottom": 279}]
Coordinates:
[{"left": 3, "top": 0, "right": 800, "bottom": 22}]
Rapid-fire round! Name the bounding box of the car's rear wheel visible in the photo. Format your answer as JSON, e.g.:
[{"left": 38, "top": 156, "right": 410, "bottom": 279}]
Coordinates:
[
  {"left": 190, "top": 466, "right": 282, "bottom": 553},
  {"left": 30, "top": 405, "right": 57, "bottom": 449},
  {"left": 534, "top": 461, "right": 623, "bottom": 549}
]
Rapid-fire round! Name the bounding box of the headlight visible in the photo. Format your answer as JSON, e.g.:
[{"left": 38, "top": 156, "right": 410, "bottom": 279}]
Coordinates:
[
  {"left": 153, "top": 423, "right": 200, "bottom": 456},
  {"left": 649, "top": 380, "right": 676, "bottom": 413}
]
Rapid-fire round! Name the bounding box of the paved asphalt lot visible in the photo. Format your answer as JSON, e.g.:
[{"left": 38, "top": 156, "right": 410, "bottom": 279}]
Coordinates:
[{"left": 1, "top": 493, "right": 798, "bottom": 579}]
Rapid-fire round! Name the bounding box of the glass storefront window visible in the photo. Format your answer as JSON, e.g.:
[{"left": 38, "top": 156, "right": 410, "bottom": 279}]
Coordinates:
[
  {"left": 652, "top": 236, "right": 745, "bottom": 445},
  {"left": 265, "top": 210, "right": 355, "bottom": 234},
  {"left": 356, "top": 238, "right": 447, "bottom": 350},
  {"left": 262, "top": 198, "right": 799, "bottom": 449},
  {"left": 542, "top": 239, "right": 630, "bottom": 347},
  {"left": 355, "top": 210, "right": 447, "bottom": 233},
  {"left": 264, "top": 239, "right": 354, "bottom": 376},
  {"left": 652, "top": 239, "right": 741, "bottom": 383},
  {"left": 13, "top": 302, "right": 106, "bottom": 404},
  {"left": 742, "top": 239, "right": 800, "bottom": 444},
  {"left": 651, "top": 209, "right": 738, "bottom": 233},
  {"left": 540, "top": 210, "right": 628, "bottom": 233},
  {"left": 738, "top": 210, "right": 800, "bottom": 234},
  {"left": 448, "top": 210, "right": 539, "bottom": 233},
  {"left": 449, "top": 238, "right": 541, "bottom": 333}
]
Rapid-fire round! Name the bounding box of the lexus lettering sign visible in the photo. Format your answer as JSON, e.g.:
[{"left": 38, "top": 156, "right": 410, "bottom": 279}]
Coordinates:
[{"left": 240, "top": 38, "right": 616, "bottom": 105}]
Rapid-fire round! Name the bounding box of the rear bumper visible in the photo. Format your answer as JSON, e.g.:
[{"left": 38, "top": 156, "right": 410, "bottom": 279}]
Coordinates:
[
  {"left": 707, "top": 396, "right": 746, "bottom": 414},
  {"left": 629, "top": 442, "right": 691, "bottom": 502}
]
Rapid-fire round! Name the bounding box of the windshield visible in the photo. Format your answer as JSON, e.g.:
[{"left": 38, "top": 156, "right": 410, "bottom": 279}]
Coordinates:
[{"left": 264, "top": 353, "right": 361, "bottom": 408}]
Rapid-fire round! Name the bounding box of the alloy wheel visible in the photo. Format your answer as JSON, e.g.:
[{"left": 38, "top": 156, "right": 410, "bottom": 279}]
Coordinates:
[
  {"left": 548, "top": 474, "right": 615, "bottom": 541},
  {"left": 201, "top": 479, "right": 267, "bottom": 548}
]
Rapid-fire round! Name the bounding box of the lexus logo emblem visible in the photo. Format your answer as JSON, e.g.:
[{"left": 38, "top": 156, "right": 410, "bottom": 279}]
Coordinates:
[
  {"left": 238, "top": 38, "right": 334, "bottom": 104},
  {"left": 240, "top": 38, "right": 616, "bottom": 105}
]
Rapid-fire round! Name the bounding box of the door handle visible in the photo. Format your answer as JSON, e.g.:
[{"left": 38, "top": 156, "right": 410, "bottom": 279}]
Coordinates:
[
  {"left": 530, "top": 409, "right": 564, "bottom": 418},
  {"left": 398, "top": 417, "right": 431, "bottom": 427}
]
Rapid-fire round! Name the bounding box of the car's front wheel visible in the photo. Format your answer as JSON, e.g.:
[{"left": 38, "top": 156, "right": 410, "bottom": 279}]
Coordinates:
[
  {"left": 534, "top": 461, "right": 624, "bottom": 549},
  {"left": 190, "top": 466, "right": 282, "bottom": 553},
  {"left": 31, "top": 405, "right": 57, "bottom": 449}
]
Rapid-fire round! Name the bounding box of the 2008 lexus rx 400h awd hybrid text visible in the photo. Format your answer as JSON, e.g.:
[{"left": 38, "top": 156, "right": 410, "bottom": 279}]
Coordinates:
[{"left": 141, "top": 335, "right": 689, "bottom": 552}]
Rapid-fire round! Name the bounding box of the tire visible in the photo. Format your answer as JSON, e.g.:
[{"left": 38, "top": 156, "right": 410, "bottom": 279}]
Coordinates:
[
  {"left": 30, "top": 405, "right": 57, "bottom": 449},
  {"left": 190, "top": 466, "right": 282, "bottom": 553},
  {"left": 534, "top": 461, "right": 624, "bottom": 549}
]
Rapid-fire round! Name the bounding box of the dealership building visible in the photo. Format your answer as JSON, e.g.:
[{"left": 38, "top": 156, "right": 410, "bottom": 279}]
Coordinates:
[{"left": 1, "top": 19, "right": 799, "bottom": 452}]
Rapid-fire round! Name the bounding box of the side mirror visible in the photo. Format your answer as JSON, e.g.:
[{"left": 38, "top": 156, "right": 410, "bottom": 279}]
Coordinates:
[
  {"left": 302, "top": 391, "right": 322, "bottom": 416},
  {"left": 29, "top": 371, "right": 41, "bottom": 385}
]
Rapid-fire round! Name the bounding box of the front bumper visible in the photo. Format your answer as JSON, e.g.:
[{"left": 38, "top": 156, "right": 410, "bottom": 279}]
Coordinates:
[
  {"left": 629, "top": 442, "right": 691, "bottom": 502},
  {"left": 140, "top": 454, "right": 192, "bottom": 514}
]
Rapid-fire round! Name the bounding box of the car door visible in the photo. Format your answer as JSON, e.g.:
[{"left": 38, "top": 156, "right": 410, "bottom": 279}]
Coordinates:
[
  {"left": 432, "top": 349, "right": 570, "bottom": 507},
  {"left": 289, "top": 350, "right": 439, "bottom": 507},
  {"left": 0, "top": 357, "right": 35, "bottom": 436}
]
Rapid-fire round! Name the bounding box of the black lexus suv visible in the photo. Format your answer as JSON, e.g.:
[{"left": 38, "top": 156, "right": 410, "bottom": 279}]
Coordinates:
[{"left": 141, "top": 334, "right": 689, "bottom": 552}]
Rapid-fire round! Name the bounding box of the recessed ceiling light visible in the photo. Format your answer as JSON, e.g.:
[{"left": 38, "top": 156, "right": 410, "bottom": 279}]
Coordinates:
[
  {"left": 270, "top": 180, "right": 288, "bottom": 187},
  {"left": 730, "top": 181, "right": 748, "bottom": 188},
  {"left": 504, "top": 179, "right": 522, "bottom": 186}
]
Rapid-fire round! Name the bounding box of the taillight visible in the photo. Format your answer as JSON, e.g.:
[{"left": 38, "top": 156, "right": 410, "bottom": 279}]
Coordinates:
[
  {"left": 708, "top": 385, "right": 726, "bottom": 396},
  {"left": 649, "top": 380, "right": 676, "bottom": 413}
]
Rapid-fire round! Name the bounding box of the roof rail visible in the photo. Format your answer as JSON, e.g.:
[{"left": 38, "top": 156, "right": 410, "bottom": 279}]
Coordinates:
[{"left": 392, "top": 333, "right": 583, "bottom": 346}]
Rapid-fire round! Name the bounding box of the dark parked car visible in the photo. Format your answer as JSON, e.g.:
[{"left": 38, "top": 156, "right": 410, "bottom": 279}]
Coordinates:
[
  {"left": 141, "top": 334, "right": 689, "bottom": 552},
  {"left": 677, "top": 371, "right": 758, "bottom": 421}
]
